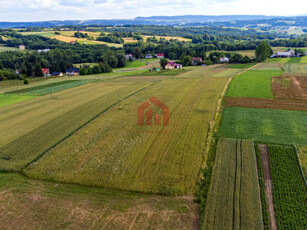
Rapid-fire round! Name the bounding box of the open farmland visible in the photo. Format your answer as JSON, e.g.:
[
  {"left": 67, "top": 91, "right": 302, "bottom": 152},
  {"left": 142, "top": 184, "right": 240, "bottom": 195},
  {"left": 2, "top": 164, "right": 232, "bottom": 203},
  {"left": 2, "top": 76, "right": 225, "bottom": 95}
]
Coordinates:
[
  {"left": 297, "top": 145, "right": 307, "bottom": 177},
  {"left": 203, "top": 138, "right": 262, "bottom": 230},
  {"left": 219, "top": 107, "right": 307, "bottom": 145},
  {"left": 24, "top": 76, "right": 229, "bottom": 195},
  {"left": 283, "top": 63, "right": 307, "bottom": 74},
  {"left": 226, "top": 69, "right": 283, "bottom": 98},
  {"left": 267, "top": 144, "right": 307, "bottom": 229},
  {"left": 0, "top": 81, "right": 149, "bottom": 171},
  {"left": 0, "top": 173, "right": 198, "bottom": 229}
]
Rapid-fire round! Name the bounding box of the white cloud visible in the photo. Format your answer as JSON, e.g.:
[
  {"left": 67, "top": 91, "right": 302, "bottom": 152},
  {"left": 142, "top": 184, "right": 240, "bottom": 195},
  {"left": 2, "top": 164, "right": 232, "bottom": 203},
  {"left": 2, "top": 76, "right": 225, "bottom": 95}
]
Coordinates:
[{"left": 0, "top": 0, "right": 306, "bottom": 21}]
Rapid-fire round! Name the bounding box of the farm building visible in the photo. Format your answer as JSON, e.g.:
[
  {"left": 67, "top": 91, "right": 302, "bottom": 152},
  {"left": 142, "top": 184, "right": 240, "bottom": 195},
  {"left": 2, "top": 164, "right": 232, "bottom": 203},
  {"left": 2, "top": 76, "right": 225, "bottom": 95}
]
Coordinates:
[
  {"left": 165, "top": 61, "right": 182, "bottom": 69},
  {"left": 42, "top": 68, "right": 50, "bottom": 76},
  {"left": 66, "top": 68, "right": 80, "bottom": 76},
  {"left": 156, "top": 53, "right": 165, "bottom": 58},
  {"left": 220, "top": 57, "right": 230, "bottom": 63},
  {"left": 145, "top": 54, "right": 153, "bottom": 59},
  {"left": 38, "top": 49, "right": 50, "bottom": 53},
  {"left": 51, "top": 72, "right": 63, "bottom": 76},
  {"left": 125, "top": 54, "right": 133, "bottom": 60},
  {"left": 69, "top": 41, "right": 76, "bottom": 44},
  {"left": 19, "top": 44, "right": 25, "bottom": 50},
  {"left": 192, "top": 57, "right": 203, "bottom": 65},
  {"left": 271, "top": 51, "right": 295, "bottom": 58}
]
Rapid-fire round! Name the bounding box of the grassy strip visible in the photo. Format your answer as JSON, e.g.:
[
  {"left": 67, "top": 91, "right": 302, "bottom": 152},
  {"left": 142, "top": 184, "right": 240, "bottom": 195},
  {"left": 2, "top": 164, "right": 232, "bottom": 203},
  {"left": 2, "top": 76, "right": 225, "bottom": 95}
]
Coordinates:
[
  {"left": 0, "top": 94, "right": 36, "bottom": 106},
  {"left": 6, "top": 80, "right": 94, "bottom": 95},
  {"left": 287, "top": 57, "right": 301, "bottom": 63},
  {"left": 254, "top": 143, "right": 271, "bottom": 230},
  {"left": 297, "top": 145, "right": 307, "bottom": 178}
]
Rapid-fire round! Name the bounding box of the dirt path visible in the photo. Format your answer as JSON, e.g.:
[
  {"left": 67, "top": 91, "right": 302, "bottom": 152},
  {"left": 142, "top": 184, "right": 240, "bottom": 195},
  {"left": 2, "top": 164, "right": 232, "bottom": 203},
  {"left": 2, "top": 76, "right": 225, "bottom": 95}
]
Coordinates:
[{"left": 258, "top": 144, "right": 278, "bottom": 230}]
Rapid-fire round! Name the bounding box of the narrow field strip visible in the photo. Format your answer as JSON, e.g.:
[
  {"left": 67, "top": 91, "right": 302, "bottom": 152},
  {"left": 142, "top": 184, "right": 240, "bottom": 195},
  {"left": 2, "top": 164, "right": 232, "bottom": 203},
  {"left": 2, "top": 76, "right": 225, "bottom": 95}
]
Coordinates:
[
  {"left": 0, "top": 82, "right": 149, "bottom": 171},
  {"left": 224, "top": 97, "right": 307, "bottom": 111},
  {"left": 203, "top": 138, "right": 262, "bottom": 230},
  {"left": 0, "top": 94, "right": 36, "bottom": 106}
]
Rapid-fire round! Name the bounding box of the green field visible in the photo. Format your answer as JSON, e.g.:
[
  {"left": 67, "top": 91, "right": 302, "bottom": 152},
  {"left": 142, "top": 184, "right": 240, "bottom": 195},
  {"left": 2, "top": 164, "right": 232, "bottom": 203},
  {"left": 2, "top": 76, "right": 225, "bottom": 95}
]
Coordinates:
[
  {"left": 300, "top": 56, "right": 307, "bottom": 63},
  {"left": 283, "top": 63, "right": 307, "bottom": 73},
  {"left": 0, "top": 45, "right": 21, "bottom": 52},
  {"left": 219, "top": 107, "right": 307, "bottom": 145},
  {"left": 20, "top": 31, "right": 55, "bottom": 37},
  {"left": 287, "top": 57, "right": 301, "bottom": 63},
  {"left": 125, "top": 60, "right": 147, "bottom": 68},
  {"left": 298, "top": 145, "right": 307, "bottom": 177},
  {"left": 203, "top": 138, "right": 262, "bottom": 230},
  {"left": 0, "top": 173, "right": 198, "bottom": 229},
  {"left": 0, "top": 94, "right": 36, "bottom": 106},
  {"left": 6, "top": 80, "right": 95, "bottom": 95},
  {"left": 267, "top": 144, "right": 307, "bottom": 229},
  {"left": 226, "top": 69, "right": 283, "bottom": 98},
  {"left": 24, "top": 77, "right": 229, "bottom": 195}
]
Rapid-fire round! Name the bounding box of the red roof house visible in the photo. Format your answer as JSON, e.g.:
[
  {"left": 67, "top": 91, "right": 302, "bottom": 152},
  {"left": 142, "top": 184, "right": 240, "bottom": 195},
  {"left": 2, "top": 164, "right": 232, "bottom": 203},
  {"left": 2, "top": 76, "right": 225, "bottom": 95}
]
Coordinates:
[
  {"left": 42, "top": 68, "right": 50, "bottom": 76},
  {"left": 156, "top": 53, "right": 165, "bottom": 58}
]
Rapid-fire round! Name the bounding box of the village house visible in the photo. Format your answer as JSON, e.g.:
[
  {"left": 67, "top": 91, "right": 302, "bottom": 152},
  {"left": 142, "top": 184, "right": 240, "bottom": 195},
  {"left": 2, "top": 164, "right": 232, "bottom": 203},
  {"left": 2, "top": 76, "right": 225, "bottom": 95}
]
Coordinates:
[
  {"left": 52, "top": 72, "right": 63, "bottom": 77},
  {"left": 270, "top": 50, "right": 295, "bottom": 58},
  {"left": 156, "top": 53, "right": 165, "bottom": 58},
  {"left": 192, "top": 57, "right": 203, "bottom": 65},
  {"left": 41, "top": 68, "right": 50, "bottom": 76},
  {"left": 125, "top": 54, "right": 133, "bottom": 60},
  {"left": 165, "top": 61, "right": 182, "bottom": 69},
  {"left": 220, "top": 57, "right": 230, "bottom": 63},
  {"left": 19, "top": 44, "right": 25, "bottom": 50},
  {"left": 38, "top": 49, "right": 50, "bottom": 53},
  {"left": 145, "top": 54, "right": 153, "bottom": 59},
  {"left": 69, "top": 41, "right": 76, "bottom": 44},
  {"left": 66, "top": 68, "right": 80, "bottom": 76}
]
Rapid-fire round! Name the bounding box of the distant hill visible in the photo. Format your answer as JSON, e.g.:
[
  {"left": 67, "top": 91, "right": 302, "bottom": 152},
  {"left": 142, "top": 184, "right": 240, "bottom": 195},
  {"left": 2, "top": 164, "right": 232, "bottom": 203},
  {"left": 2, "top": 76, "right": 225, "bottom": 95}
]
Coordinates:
[{"left": 0, "top": 15, "right": 306, "bottom": 28}]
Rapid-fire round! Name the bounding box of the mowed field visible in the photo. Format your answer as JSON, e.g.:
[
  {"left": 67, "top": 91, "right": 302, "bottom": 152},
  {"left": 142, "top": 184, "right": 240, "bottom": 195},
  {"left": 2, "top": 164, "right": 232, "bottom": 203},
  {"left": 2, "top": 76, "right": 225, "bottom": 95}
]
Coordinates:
[
  {"left": 0, "top": 173, "right": 198, "bottom": 229},
  {"left": 203, "top": 138, "right": 262, "bottom": 230}
]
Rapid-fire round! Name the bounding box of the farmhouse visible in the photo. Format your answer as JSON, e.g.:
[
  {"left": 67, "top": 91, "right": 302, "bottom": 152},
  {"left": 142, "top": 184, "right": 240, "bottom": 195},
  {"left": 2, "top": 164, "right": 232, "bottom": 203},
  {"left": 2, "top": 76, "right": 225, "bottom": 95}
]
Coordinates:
[
  {"left": 156, "top": 53, "right": 165, "bottom": 58},
  {"left": 145, "top": 54, "right": 153, "bottom": 59},
  {"left": 125, "top": 54, "right": 133, "bottom": 60},
  {"left": 38, "top": 49, "right": 50, "bottom": 53},
  {"left": 69, "top": 41, "right": 76, "bottom": 44},
  {"left": 66, "top": 68, "right": 80, "bottom": 76},
  {"left": 192, "top": 57, "right": 203, "bottom": 65},
  {"left": 271, "top": 51, "right": 295, "bottom": 58},
  {"left": 220, "top": 57, "right": 229, "bottom": 63},
  {"left": 19, "top": 44, "right": 25, "bottom": 50},
  {"left": 51, "top": 72, "right": 63, "bottom": 76},
  {"left": 42, "top": 68, "right": 50, "bottom": 76},
  {"left": 165, "top": 61, "right": 182, "bottom": 69}
]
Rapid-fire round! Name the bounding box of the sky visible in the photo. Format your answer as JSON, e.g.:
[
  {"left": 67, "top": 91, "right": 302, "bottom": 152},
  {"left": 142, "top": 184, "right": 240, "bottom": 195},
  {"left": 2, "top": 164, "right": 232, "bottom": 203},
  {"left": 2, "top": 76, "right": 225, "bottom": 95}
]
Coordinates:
[{"left": 0, "top": 0, "right": 306, "bottom": 22}]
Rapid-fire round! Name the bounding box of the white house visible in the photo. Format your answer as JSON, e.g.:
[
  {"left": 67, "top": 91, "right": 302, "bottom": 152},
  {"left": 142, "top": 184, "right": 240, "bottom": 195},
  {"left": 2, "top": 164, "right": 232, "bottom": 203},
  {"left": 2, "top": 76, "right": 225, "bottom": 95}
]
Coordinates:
[
  {"left": 220, "top": 57, "right": 229, "bottom": 63},
  {"left": 38, "top": 49, "right": 50, "bottom": 53},
  {"left": 125, "top": 54, "right": 133, "bottom": 60},
  {"left": 271, "top": 51, "right": 295, "bottom": 58},
  {"left": 145, "top": 54, "right": 153, "bottom": 59}
]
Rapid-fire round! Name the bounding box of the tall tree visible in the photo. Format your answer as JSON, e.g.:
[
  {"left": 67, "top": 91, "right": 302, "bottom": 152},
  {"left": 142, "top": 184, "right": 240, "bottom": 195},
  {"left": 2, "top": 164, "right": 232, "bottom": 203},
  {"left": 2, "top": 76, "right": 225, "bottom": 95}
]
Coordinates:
[
  {"left": 255, "top": 41, "right": 273, "bottom": 62},
  {"left": 160, "top": 58, "right": 168, "bottom": 69}
]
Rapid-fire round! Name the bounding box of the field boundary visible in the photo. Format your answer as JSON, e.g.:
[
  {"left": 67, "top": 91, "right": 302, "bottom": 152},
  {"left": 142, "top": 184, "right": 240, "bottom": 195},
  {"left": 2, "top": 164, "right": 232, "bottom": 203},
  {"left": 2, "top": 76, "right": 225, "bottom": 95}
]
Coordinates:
[
  {"left": 20, "top": 83, "right": 152, "bottom": 172},
  {"left": 294, "top": 144, "right": 307, "bottom": 187}
]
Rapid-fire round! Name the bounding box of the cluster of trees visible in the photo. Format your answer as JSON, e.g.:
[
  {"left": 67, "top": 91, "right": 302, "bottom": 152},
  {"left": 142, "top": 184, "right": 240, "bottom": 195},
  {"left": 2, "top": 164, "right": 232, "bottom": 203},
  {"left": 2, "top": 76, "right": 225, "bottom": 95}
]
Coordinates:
[
  {"left": 97, "top": 35, "right": 124, "bottom": 44},
  {"left": 80, "top": 63, "right": 112, "bottom": 75},
  {"left": 74, "top": 31, "right": 91, "bottom": 39},
  {"left": 0, "top": 68, "right": 20, "bottom": 81}
]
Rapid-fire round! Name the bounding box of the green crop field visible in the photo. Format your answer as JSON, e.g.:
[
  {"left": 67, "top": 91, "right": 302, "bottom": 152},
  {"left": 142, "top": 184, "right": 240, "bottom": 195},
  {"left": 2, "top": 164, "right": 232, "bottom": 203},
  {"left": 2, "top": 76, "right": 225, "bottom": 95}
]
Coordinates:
[
  {"left": 219, "top": 107, "right": 307, "bottom": 145},
  {"left": 287, "top": 57, "right": 301, "bottom": 63},
  {"left": 125, "top": 60, "right": 147, "bottom": 68},
  {"left": 0, "top": 173, "right": 198, "bottom": 229},
  {"left": 300, "top": 56, "right": 307, "bottom": 63},
  {"left": 298, "top": 145, "right": 307, "bottom": 177},
  {"left": 203, "top": 138, "right": 262, "bottom": 230},
  {"left": 226, "top": 69, "right": 283, "bottom": 98},
  {"left": 267, "top": 144, "right": 307, "bottom": 229},
  {"left": 0, "top": 94, "right": 36, "bottom": 106},
  {"left": 24, "top": 77, "right": 229, "bottom": 195},
  {"left": 6, "top": 80, "right": 96, "bottom": 95},
  {"left": 0, "top": 82, "right": 149, "bottom": 171},
  {"left": 20, "top": 31, "right": 55, "bottom": 37},
  {"left": 283, "top": 63, "right": 307, "bottom": 73}
]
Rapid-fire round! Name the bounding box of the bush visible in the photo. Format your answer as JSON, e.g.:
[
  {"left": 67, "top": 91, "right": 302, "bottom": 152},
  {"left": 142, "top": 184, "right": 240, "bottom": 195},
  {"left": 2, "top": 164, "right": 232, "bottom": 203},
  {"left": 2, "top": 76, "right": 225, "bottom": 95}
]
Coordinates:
[{"left": 23, "top": 78, "right": 29, "bottom": 85}]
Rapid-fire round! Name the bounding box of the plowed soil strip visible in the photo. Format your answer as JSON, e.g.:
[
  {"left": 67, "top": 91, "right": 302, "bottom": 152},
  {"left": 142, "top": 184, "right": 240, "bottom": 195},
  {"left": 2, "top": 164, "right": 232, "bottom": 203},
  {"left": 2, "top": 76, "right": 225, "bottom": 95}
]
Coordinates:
[
  {"left": 258, "top": 144, "right": 277, "bottom": 230},
  {"left": 272, "top": 76, "right": 307, "bottom": 100},
  {"left": 225, "top": 97, "right": 307, "bottom": 111}
]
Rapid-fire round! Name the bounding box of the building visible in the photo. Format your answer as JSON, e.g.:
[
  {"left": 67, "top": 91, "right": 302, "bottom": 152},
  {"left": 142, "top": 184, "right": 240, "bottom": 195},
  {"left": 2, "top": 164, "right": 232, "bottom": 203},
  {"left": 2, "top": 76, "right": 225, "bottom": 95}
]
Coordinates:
[
  {"left": 156, "top": 53, "right": 165, "bottom": 58},
  {"left": 70, "top": 41, "right": 76, "bottom": 44},
  {"left": 270, "top": 51, "right": 295, "bottom": 58},
  {"left": 220, "top": 57, "right": 230, "bottom": 63},
  {"left": 145, "top": 54, "right": 153, "bottom": 59},
  {"left": 19, "top": 44, "right": 25, "bottom": 50},
  {"left": 52, "top": 72, "right": 63, "bottom": 76},
  {"left": 125, "top": 54, "right": 133, "bottom": 60},
  {"left": 192, "top": 57, "right": 203, "bottom": 65},
  {"left": 165, "top": 61, "right": 182, "bottom": 69},
  {"left": 66, "top": 68, "right": 80, "bottom": 76},
  {"left": 42, "top": 68, "right": 50, "bottom": 76},
  {"left": 38, "top": 49, "right": 50, "bottom": 53}
]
